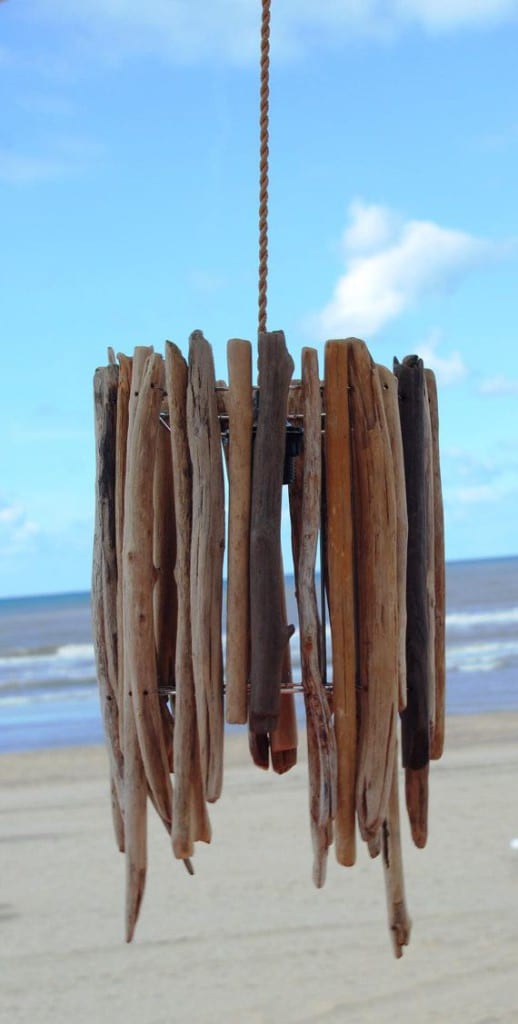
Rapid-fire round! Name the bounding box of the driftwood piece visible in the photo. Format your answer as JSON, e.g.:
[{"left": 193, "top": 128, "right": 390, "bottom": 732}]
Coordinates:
[
  {"left": 92, "top": 364, "right": 124, "bottom": 848},
  {"left": 123, "top": 351, "right": 172, "bottom": 828},
  {"left": 165, "top": 342, "right": 211, "bottom": 858},
  {"left": 382, "top": 747, "right": 412, "bottom": 959},
  {"left": 394, "top": 355, "right": 430, "bottom": 848},
  {"left": 115, "top": 353, "right": 133, "bottom": 750},
  {"left": 249, "top": 330, "right": 295, "bottom": 734},
  {"left": 296, "top": 347, "right": 336, "bottom": 887},
  {"left": 426, "top": 369, "right": 446, "bottom": 761},
  {"left": 226, "top": 339, "right": 253, "bottom": 724},
  {"left": 153, "top": 409, "right": 177, "bottom": 771},
  {"left": 423, "top": 376, "right": 436, "bottom": 741},
  {"left": 187, "top": 330, "right": 225, "bottom": 803},
  {"left": 348, "top": 342, "right": 398, "bottom": 845},
  {"left": 377, "top": 365, "right": 408, "bottom": 713},
  {"left": 270, "top": 584, "right": 298, "bottom": 775},
  {"left": 324, "top": 340, "right": 357, "bottom": 867}
]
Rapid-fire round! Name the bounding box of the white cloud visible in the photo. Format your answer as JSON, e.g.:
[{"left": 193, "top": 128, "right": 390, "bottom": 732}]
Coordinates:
[
  {"left": 0, "top": 137, "right": 102, "bottom": 185},
  {"left": 313, "top": 200, "right": 501, "bottom": 338},
  {"left": 0, "top": 500, "right": 40, "bottom": 556},
  {"left": 29, "top": 0, "right": 518, "bottom": 66},
  {"left": 479, "top": 375, "right": 518, "bottom": 396},
  {"left": 416, "top": 328, "right": 467, "bottom": 386}
]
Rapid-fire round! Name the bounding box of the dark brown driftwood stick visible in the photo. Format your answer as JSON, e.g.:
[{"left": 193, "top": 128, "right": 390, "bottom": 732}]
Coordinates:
[
  {"left": 115, "top": 352, "right": 134, "bottom": 751},
  {"left": 165, "top": 341, "right": 212, "bottom": 858},
  {"left": 187, "top": 330, "right": 225, "bottom": 803},
  {"left": 324, "top": 340, "right": 357, "bottom": 867},
  {"left": 348, "top": 342, "right": 398, "bottom": 845},
  {"left": 377, "top": 365, "right": 408, "bottom": 714},
  {"left": 425, "top": 369, "right": 446, "bottom": 761},
  {"left": 249, "top": 330, "right": 295, "bottom": 734},
  {"left": 123, "top": 352, "right": 172, "bottom": 829},
  {"left": 296, "top": 347, "right": 336, "bottom": 887},
  {"left": 382, "top": 745, "right": 412, "bottom": 959},
  {"left": 226, "top": 339, "right": 253, "bottom": 725},
  {"left": 394, "top": 354, "right": 430, "bottom": 849},
  {"left": 423, "top": 377, "right": 436, "bottom": 742},
  {"left": 92, "top": 364, "right": 124, "bottom": 850}
]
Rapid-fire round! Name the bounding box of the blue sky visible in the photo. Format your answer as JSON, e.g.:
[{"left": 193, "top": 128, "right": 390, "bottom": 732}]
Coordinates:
[{"left": 1, "top": 1, "right": 518, "bottom": 597}]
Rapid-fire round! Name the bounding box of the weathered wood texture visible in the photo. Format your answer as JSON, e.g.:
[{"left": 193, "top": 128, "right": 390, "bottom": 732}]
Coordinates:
[
  {"left": 123, "top": 351, "right": 172, "bottom": 828},
  {"left": 324, "top": 340, "right": 357, "bottom": 867},
  {"left": 153, "top": 412, "right": 177, "bottom": 772},
  {"left": 296, "top": 348, "right": 336, "bottom": 887},
  {"left": 165, "top": 342, "right": 212, "bottom": 858},
  {"left": 348, "top": 342, "right": 398, "bottom": 845},
  {"left": 382, "top": 748, "right": 412, "bottom": 959},
  {"left": 92, "top": 364, "right": 124, "bottom": 849},
  {"left": 423, "top": 376, "right": 436, "bottom": 741},
  {"left": 377, "top": 365, "right": 408, "bottom": 713},
  {"left": 249, "top": 330, "right": 295, "bottom": 734},
  {"left": 425, "top": 369, "right": 446, "bottom": 761},
  {"left": 187, "top": 330, "right": 225, "bottom": 803},
  {"left": 226, "top": 339, "right": 253, "bottom": 724},
  {"left": 270, "top": 571, "right": 298, "bottom": 775},
  {"left": 394, "top": 355, "right": 430, "bottom": 849},
  {"left": 115, "top": 353, "right": 133, "bottom": 751}
]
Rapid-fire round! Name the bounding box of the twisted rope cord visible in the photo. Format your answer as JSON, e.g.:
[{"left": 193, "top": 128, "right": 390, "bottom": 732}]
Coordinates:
[{"left": 258, "top": 0, "right": 271, "bottom": 337}]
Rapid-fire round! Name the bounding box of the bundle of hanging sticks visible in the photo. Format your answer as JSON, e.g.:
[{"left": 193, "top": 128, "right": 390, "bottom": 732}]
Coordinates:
[{"left": 92, "top": 330, "right": 445, "bottom": 954}]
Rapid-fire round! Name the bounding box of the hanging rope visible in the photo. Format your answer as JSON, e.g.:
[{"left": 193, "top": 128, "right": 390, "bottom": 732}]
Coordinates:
[{"left": 258, "top": 0, "right": 271, "bottom": 337}]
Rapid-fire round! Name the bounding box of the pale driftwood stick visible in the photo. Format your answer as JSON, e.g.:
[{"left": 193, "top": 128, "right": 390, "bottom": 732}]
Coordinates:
[
  {"left": 153, "top": 412, "right": 177, "bottom": 772},
  {"left": 394, "top": 355, "right": 430, "bottom": 849},
  {"left": 425, "top": 369, "right": 446, "bottom": 761},
  {"left": 382, "top": 745, "right": 412, "bottom": 959},
  {"left": 377, "top": 365, "right": 408, "bottom": 714},
  {"left": 270, "top": 582, "right": 298, "bottom": 775},
  {"left": 226, "top": 339, "right": 253, "bottom": 724},
  {"left": 296, "top": 347, "right": 336, "bottom": 888},
  {"left": 123, "top": 352, "right": 172, "bottom": 829},
  {"left": 249, "top": 330, "right": 295, "bottom": 734},
  {"left": 124, "top": 700, "right": 147, "bottom": 943},
  {"left": 423, "top": 376, "right": 436, "bottom": 742},
  {"left": 115, "top": 353, "right": 133, "bottom": 751},
  {"left": 324, "top": 340, "right": 357, "bottom": 867},
  {"left": 349, "top": 342, "right": 398, "bottom": 846},
  {"left": 187, "top": 330, "right": 225, "bottom": 803},
  {"left": 165, "top": 342, "right": 211, "bottom": 859},
  {"left": 92, "top": 364, "right": 124, "bottom": 849}
]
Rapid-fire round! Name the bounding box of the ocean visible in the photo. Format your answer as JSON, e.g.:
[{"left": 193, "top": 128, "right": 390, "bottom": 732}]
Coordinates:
[{"left": 1, "top": 557, "right": 517, "bottom": 754}]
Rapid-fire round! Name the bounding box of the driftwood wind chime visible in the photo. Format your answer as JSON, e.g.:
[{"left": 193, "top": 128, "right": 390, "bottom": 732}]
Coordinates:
[{"left": 92, "top": 0, "right": 445, "bottom": 956}]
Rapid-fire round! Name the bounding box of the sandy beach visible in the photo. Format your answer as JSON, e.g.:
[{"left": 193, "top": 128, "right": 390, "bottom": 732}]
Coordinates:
[{"left": 2, "top": 712, "right": 518, "bottom": 1024}]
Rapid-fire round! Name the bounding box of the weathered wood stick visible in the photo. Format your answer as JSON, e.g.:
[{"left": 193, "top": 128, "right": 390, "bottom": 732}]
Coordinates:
[
  {"left": 153, "top": 409, "right": 177, "bottom": 772},
  {"left": 423, "top": 375, "right": 436, "bottom": 742},
  {"left": 226, "top": 338, "right": 253, "bottom": 724},
  {"left": 296, "top": 347, "right": 336, "bottom": 887},
  {"left": 394, "top": 354, "right": 430, "bottom": 849},
  {"left": 115, "top": 352, "right": 134, "bottom": 751},
  {"left": 425, "top": 369, "right": 446, "bottom": 761},
  {"left": 348, "top": 342, "right": 398, "bottom": 845},
  {"left": 92, "top": 364, "right": 124, "bottom": 848},
  {"left": 377, "top": 364, "right": 408, "bottom": 713},
  {"left": 165, "top": 341, "right": 211, "bottom": 858},
  {"left": 382, "top": 746, "right": 412, "bottom": 959},
  {"left": 249, "top": 330, "right": 295, "bottom": 734},
  {"left": 187, "top": 330, "right": 225, "bottom": 804},
  {"left": 123, "top": 351, "right": 172, "bottom": 829},
  {"left": 324, "top": 340, "right": 357, "bottom": 867},
  {"left": 270, "top": 616, "right": 298, "bottom": 774},
  {"left": 248, "top": 728, "right": 270, "bottom": 770}
]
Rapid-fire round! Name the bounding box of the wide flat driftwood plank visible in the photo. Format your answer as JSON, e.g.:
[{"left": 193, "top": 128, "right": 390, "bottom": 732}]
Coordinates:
[
  {"left": 348, "top": 341, "right": 398, "bottom": 846},
  {"left": 249, "top": 330, "right": 294, "bottom": 734},
  {"left": 226, "top": 338, "right": 253, "bottom": 725},
  {"left": 394, "top": 354, "right": 430, "bottom": 849},
  {"left": 296, "top": 347, "right": 336, "bottom": 887},
  {"left": 92, "top": 364, "right": 124, "bottom": 850},
  {"left": 425, "top": 368, "right": 446, "bottom": 761},
  {"left": 187, "top": 330, "right": 225, "bottom": 803},
  {"left": 165, "top": 341, "right": 211, "bottom": 858},
  {"left": 123, "top": 351, "right": 172, "bottom": 829},
  {"left": 382, "top": 746, "right": 412, "bottom": 959},
  {"left": 324, "top": 340, "right": 357, "bottom": 867},
  {"left": 377, "top": 364, "right": 408, "bottom": 714}
]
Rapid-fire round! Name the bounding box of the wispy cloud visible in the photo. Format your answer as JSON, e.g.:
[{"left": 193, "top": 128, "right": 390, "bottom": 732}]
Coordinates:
[
  {"left": 29, "top": 0, "right": 518, "bottom": 67},
  {"left": 0, "top": 499, "right": 40, "bottom": 556},
  {"left": 312, "top": 199, "right": 506, "bottom": 338},
  {"left": 479, "top": 375, "right": 518, "bottom": 396},
  {"left": 415, "top": 328, "right": 468, "bottom": 386},
  {"left": 442, "top": 446, "right": 518, "bottom": 514},
  {"left": 0, "top": 136, "right": 102, "bottom": 184}
]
